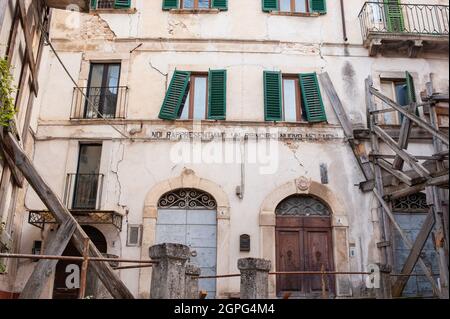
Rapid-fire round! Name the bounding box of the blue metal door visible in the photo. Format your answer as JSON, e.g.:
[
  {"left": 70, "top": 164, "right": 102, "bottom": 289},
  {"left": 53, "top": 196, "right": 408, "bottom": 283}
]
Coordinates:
[{"left": 156, "top": 209, "right": 217, "bottom": 298}]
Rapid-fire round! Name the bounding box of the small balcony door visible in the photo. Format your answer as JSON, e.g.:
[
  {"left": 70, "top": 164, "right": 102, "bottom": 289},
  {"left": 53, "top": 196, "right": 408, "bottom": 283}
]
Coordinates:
[
  {"left": 85, "top": 63, "right": 121, "bottom": 119},
  {"left": 72, "top": 144, "right": 102, "bottom": 210}
]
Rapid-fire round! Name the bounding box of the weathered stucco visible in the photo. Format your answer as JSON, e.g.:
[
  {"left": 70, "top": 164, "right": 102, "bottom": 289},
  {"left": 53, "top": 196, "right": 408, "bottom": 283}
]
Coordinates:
[{"left": 8, "top": 0, "right": 449, "bottom": 298}]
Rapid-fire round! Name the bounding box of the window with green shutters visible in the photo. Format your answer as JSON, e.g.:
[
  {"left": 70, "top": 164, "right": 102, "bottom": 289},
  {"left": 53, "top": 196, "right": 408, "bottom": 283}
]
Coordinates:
[
  {"left": 211, "top": 0, "right": 228, "bottom": 10},
  {"left": 405, "top": 71, "right": 416, "bottom": 104},
  {"left": 384, "top": 0, "right": 404, "bottom": 32},
  {"left": 262, "top": 0, "right": 279, "bottom": 12},
  {"left": 159, "top": 70, "right": 227, "bottom": 120},
  {"left": 159, "top": 70, "right": 191, "bottom": 120},
  {"left": 264, "top": 71, "right": 283, "bottom": 121},
  {"left": 163, "top": 0, "right": 179, "bottom": 10},
  {"left": 264, "top": 71, "right": 327, "bottom": 123},
  {"left": 90, "top": 0, "right": 131, "bottom": 10},
  {"left": 299, "top": 73, "right": 327, "bottom": 122},
  {"left": 310, "top": 0, "right": 326, "bottom": 13},
  {"left": 262, "top": 0, "right": 326, "bottom": 14},
  {"left": 163, "top": 0, "right": 228, "bottom": 10},
  {"left": 208, "top": 70, "right": 227, "bottom": 120}
]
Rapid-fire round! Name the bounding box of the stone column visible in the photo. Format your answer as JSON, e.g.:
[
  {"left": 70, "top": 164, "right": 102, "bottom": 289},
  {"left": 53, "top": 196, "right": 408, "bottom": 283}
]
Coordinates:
[
  {"left": 238, "top": 258, "right": 271, "bottom": 299},
  {"left": 185, "top": 264, "right": 201, "bottom": 299},
  {"left": 149, "top": 243, "right": 190, "bottom": 299}
]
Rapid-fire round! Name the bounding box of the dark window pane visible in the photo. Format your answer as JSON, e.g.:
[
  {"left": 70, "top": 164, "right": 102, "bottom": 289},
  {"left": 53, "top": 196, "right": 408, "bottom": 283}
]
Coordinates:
[
  {"left": 283, "top": 79, "right": 298, "bottom": 122},
  {"left": 280, "top": 0, "right": 291, "bottom": 12},
  {"left": 73, "top": 145, "right": 102, "bottom": 209},
  {"left": 193, "top": 76, "right": 207, "bottom": 120},
  {"left": 183, "top": 0, "right": 194, "bottom": 8}
]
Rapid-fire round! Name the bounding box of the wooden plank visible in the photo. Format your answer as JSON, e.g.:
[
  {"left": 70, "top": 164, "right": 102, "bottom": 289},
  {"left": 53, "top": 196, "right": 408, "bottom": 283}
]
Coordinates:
[
  {"left": 370, "top": 88, "right": 449, "bottom": 146},
  {"left": 360, "top": 160, "right": 448, "bottom": 193},
  {"left": 392, "top": 103, "right": 416, "bottom": 170},
  {"left": 17, "top": 0, "right": 39, "bottom": 95},
  {"left": 386, "top": 183, "right": 428, "bottom": 201},
  {"left": 318, "top": 73, "right": 354, "bottom": 138},
  {"left": 367, "top": 76, "right": 391, "bottom": 273},
  {"left": 391, "top": 210, "right": 435, "bottom": 297},
  {"left": 373, "top": 125, "right": 432, "bottom": 178},
  {"left": 0, "top": 145, "right": 24, "bottom": 187},
  {"left": 0, "top": 130, "right": 134, "bottom": 299},
  {"left": 373, "top": 189, "right": 440, "bottom": 295},
  {"left": 78, "top": 238, "right": 90, "bottom": 299},
  {"left": 371, "top": 153, "right": 448, "bottom": 161},
  {"left": 19, "top": 218, "right": 77, "bottom": 299},
  {"left": 377, "top": 159, "right": 413, "bottom": 186},
  {"left": 354, "top": 127, "right": 448, "bottom": 141},
  {"left": 318, "top": 73, "right": 373, "bottom": 181}
]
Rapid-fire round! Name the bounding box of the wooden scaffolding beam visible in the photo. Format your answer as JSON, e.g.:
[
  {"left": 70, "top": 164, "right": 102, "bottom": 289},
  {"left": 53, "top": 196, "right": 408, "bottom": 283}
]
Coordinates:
[
  {"left": 0, "top": 130, "right": 134, "bottom": 299},
  {"left": 365, "top": 77, "right": 449, "bottom": 299}
]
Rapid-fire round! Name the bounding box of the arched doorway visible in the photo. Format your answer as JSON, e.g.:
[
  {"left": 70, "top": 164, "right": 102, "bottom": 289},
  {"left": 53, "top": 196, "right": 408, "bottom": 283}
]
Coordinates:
[
  {"left": 52, "top": 226, "right": 107, "bottom": 299},
  {"left": 275, "top": 195, "right": 335, "bottom": 297},
  {"left": 156, "top": 188, "right": 218, "bottom": 298},
  {"left": 392, "top": 193, "right": 438, "bottom": 297}
]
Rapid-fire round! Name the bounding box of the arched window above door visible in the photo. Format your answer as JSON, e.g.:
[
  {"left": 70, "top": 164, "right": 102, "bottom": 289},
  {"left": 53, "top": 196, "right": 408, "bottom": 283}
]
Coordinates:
[
  {"left": 392, "top": 193, "right": 427, "bottom": 212},
  {"left": 276, "top": 195, "right": 331, "bottom": 217},
  {"left": 158, "top": 188, "right": 217, "bottom": 210}
]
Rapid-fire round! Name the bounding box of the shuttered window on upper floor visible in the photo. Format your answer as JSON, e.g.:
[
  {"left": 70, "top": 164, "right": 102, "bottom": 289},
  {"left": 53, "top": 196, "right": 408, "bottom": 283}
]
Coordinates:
[
  {"left": 264, "top": 71, "right": 327, "bottom": 123},
  {"left": 263, "top": 0, "right": 326, "bottom": 14},
  {"left": 159, "top": 70, "right": 227, "bottom": 121},
  {"left": 90, "top": 0, "right": 131, "bottom": 10},
  {"left": 163, "top": 0, "right": 228, "bottom": 11}
]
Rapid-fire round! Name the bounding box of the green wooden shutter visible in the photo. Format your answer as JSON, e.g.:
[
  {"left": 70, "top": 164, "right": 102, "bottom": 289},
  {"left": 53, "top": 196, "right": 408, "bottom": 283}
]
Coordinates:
[
  {"left": 208, "top": 70, "right": 227, "bottom": 120},
  {"left": 212, "top": 0, "right": 228, "bottom": 11},
  {"left": 90, "top": 0, "right": 97, "bottom": 9},
  {"left": 310, "top": 0, "right": 326, "bottom": 13},
  {"left": 114, "top": 0, "right": 131, "bottom": 8},
  {"left": 159, "top": 70, "right": 190, "bottom": 120},
  {"left": 299, "top": 73, "right": 327, "bottom": 123},
  {"left": 163, "top": 0, "right": 179, "bottom": 10},
  {"left": 264, "top": 71, "right": 282, "bottom": 121},
  {"left": 384, "top": 0, "right": 404, "bottom": 32},
  {"left": 262, "top": 0, "right": 278, "bottom": 12},
  {"left": 405, "top": 71, "right": 417, "bottom": 104}
]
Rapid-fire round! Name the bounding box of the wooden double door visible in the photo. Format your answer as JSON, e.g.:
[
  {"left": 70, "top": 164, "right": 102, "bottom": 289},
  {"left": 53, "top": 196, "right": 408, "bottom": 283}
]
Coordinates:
[{"left": 276, "top": 216, "right": 334, "bottom": 297}]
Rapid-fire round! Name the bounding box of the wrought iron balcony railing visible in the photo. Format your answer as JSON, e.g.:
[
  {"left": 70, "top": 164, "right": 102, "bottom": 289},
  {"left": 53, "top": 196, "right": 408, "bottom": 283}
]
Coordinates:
[
  {"left": 359, "top": 2, "right": 449, "bottom": 41},
  {"left": 90, "top": 0, "right": 123, "bottom": 10},
  {"left": 71, "top": 86, "right": 128, "bottom": 120},
  {"left": 64, "top": 173, "right": 104, "bottom": 210}
]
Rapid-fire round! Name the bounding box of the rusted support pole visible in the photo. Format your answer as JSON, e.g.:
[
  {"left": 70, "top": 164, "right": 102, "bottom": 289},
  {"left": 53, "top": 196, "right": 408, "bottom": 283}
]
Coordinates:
[{"left": 78, "top": 238, "right": 90, "bottom": 299}]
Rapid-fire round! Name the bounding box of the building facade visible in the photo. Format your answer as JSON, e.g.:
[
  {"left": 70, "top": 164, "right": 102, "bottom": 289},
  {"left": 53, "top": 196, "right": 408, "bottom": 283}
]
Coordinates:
[{"left": 5, "top": 0, "right": 449, "bottom": 298}]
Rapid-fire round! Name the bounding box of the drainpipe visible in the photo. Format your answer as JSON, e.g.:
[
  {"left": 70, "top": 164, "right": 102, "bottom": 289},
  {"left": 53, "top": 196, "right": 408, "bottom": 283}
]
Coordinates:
[{"left": 340, "top": 0, "right": 348, "bottom": 42}]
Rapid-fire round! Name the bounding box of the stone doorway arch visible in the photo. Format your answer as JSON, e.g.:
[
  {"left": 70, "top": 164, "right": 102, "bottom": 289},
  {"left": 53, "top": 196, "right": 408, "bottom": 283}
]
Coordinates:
[
  {"left": 260, "top": 177, "right": 351, "bottom": 297},
  {"left": 138, "top": 169, "right": 230, "bottom": 299}
]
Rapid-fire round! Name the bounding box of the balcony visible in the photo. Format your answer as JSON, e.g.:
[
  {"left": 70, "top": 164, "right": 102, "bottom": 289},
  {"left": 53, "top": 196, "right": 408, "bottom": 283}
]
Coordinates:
[
  {"left": 359, "top": 2, "right": 449, "bottom": 57},
  {"left": 28, "top": 174, "right": 123, "bottom": 230},
  {"left": 71, "top": 86, "right": 128, "bottom": 120}
]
